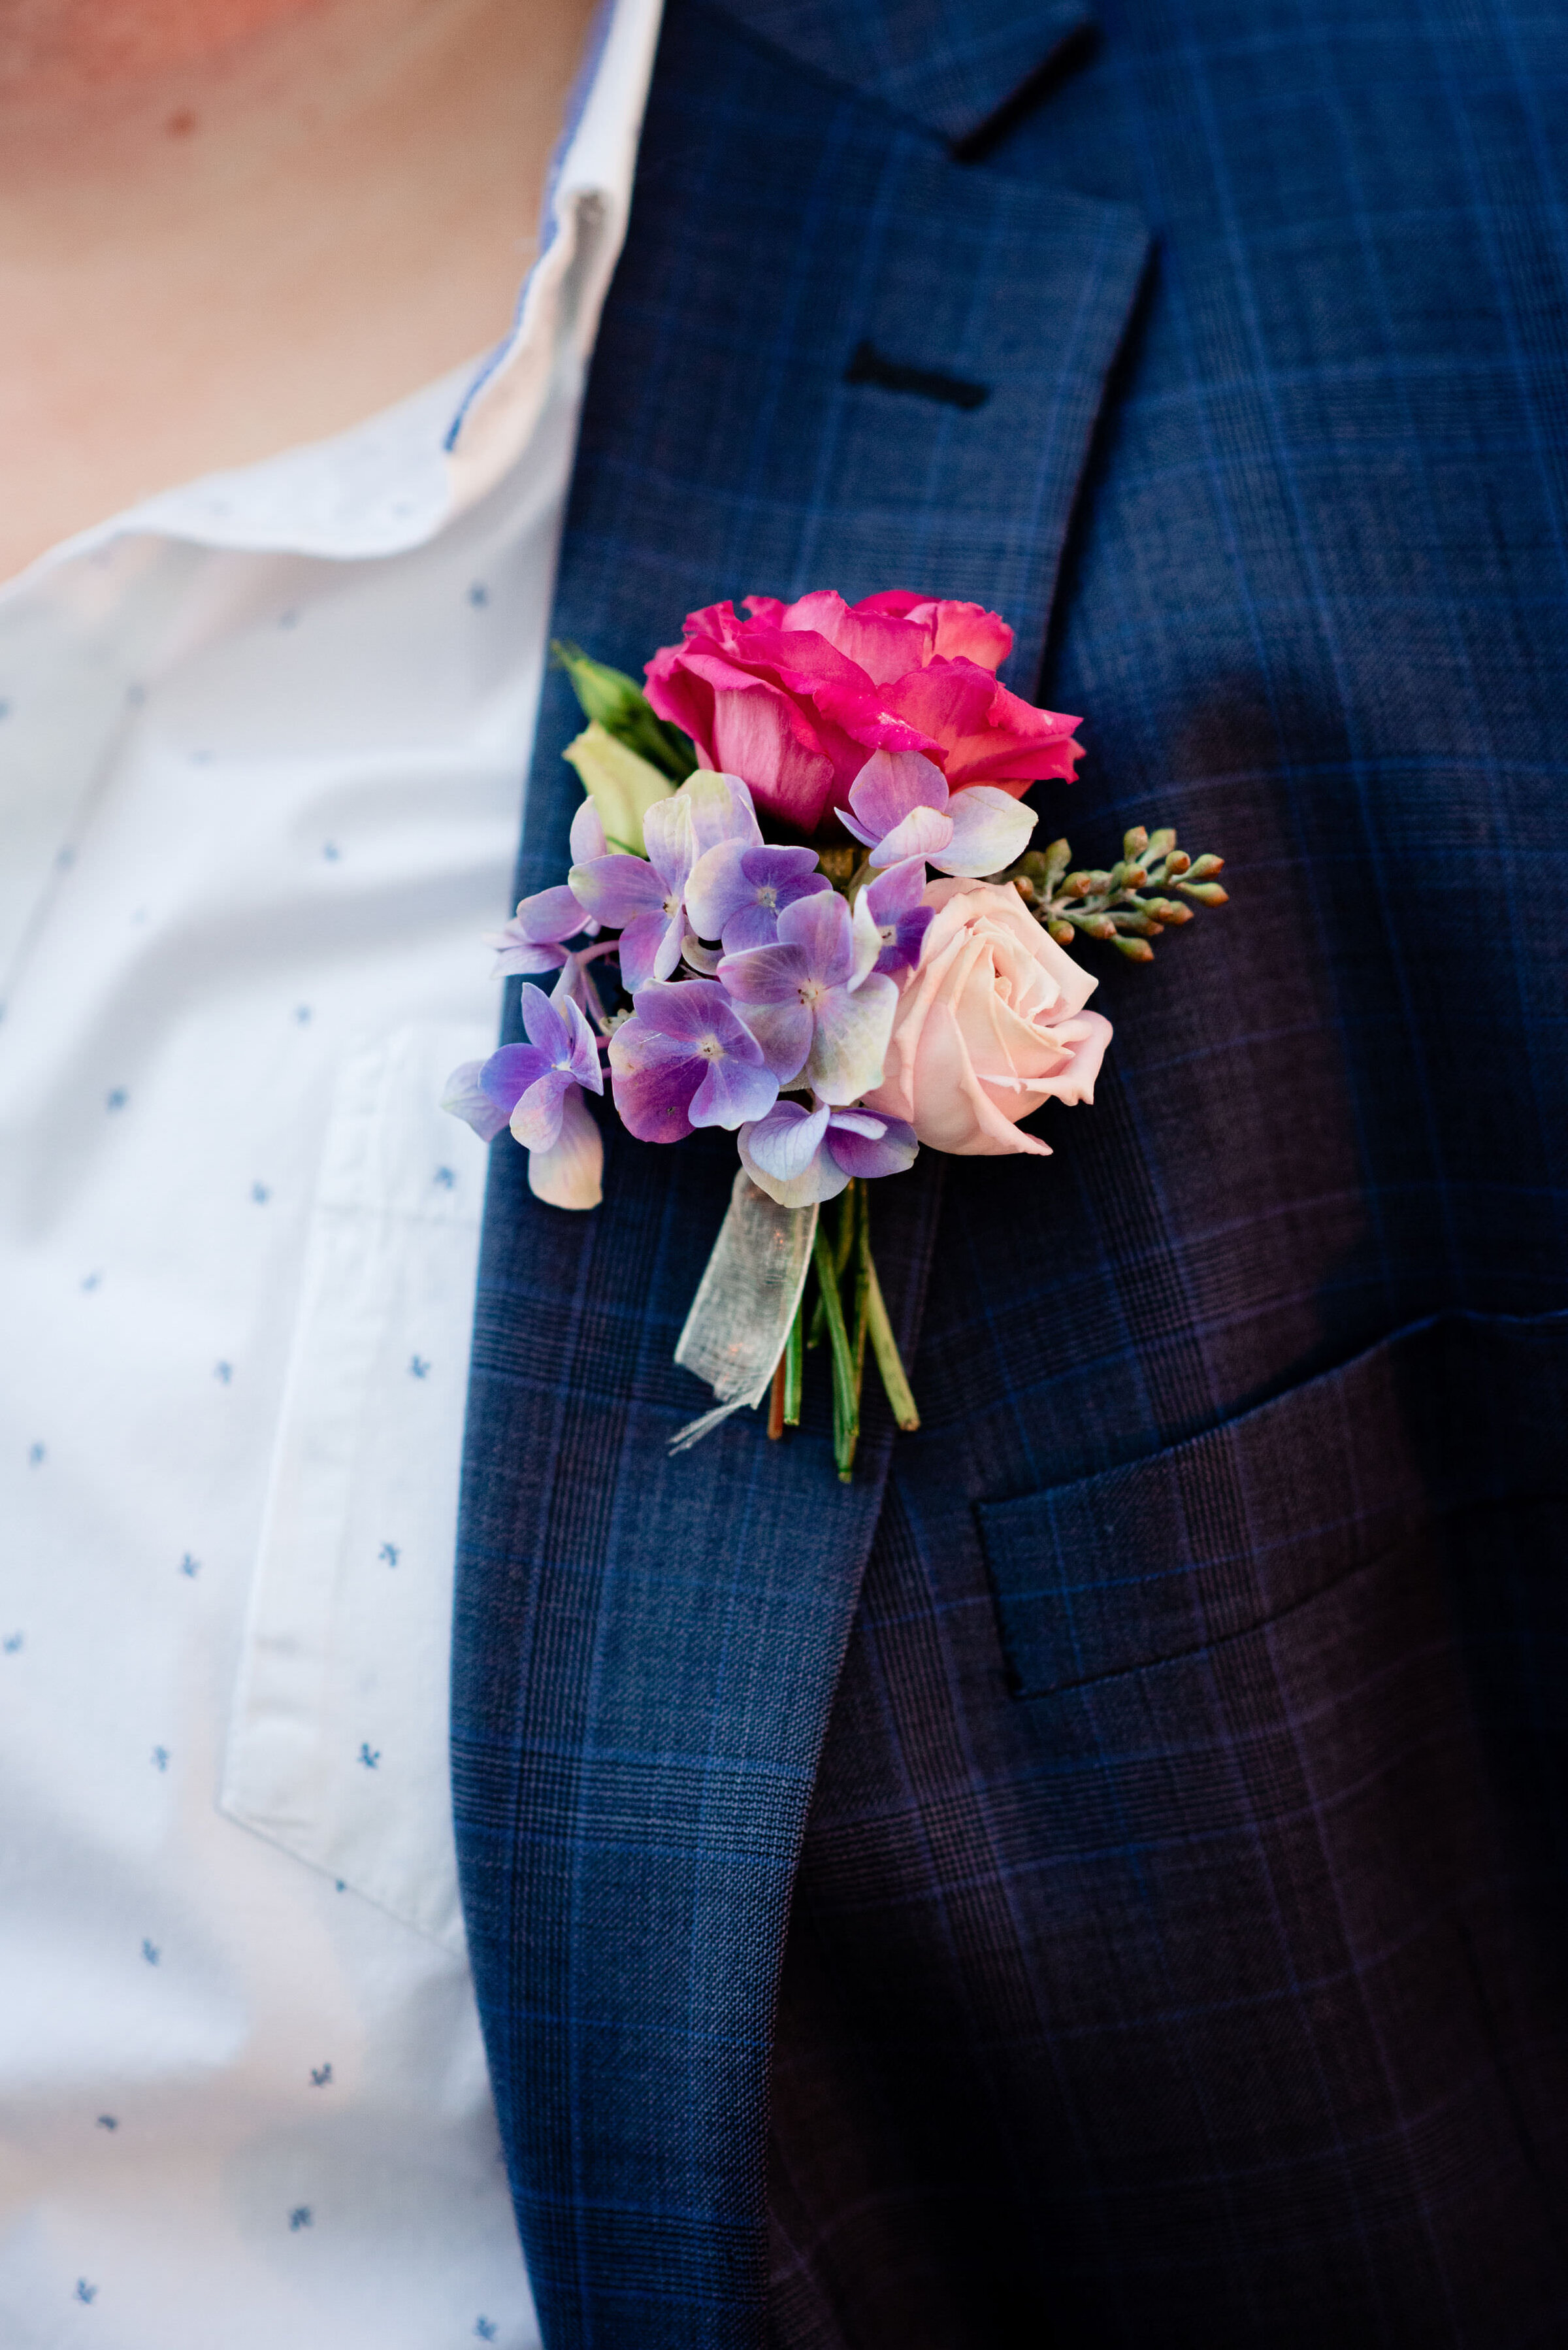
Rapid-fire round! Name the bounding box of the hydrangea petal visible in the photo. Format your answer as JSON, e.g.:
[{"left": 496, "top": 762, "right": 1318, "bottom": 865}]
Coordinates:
[
  {"left": 508, "top": 1066, "right": 573, "bottom": 1152},
  {"left": 478, "top": 1040, "right": 553, "bottom": 1115},
  {"left": 850, "top": 885, "right": 883, "bottom": 987},
  {"left": 526, "top": 1082, "right": 603, "bottom": 1210},
  {"left": 616, "top": 908, "right": 674, "bottom": 993},
  {"left": 515, "top": 982, "right": 604, "bottom": 1094},
  {"left": 640, "top": 793, "right": 696, "bottom": 895},
  {"left": 744, "top": 1099, "right": 831, "bottom": 1181},
  {"left": 934, "top": 784, "right": 1039, "bottom": 878},
  {"left": 683, "top": 769, "right": 761, "bottom": 860},
  {"left": 607, "top": 1030, "right": 702, "bottom": 1143},
  {"left": 512, "top": 884, "right": 587, "bottom": 944},
  {"left": 845, "top": 747, "right": 947, "bottom": 840},
  {"left": 485, "top": 933, "right": 570, "bottom": 978},
  {"left": 738, "top": 1101, "right": 849, "bottom": 1208},
  {"left": 568, "top": 798, "right": 608, "bottom": 864},
  {"left": 683, "top": 838, "right": 753, "bottom": 940},
  {"left": 715, "top": 939, "right": 811, "bottom": 1004},
  {"left": 441, "top": 1059, "right": 511, "bottom": 1143},
  {"left": 869, "top": 804, "right": 954, "bottom": 867},
  {"left": 729, "top": 998, "right": 813, "bottom": 1084},
  {"left": 806, "top": 969, "right": 898, "bottom": 1104},
  {"left": 688, "top": 1050, "right": 779, "bottom": 1131},
  {"left": 776, "top": 889, "right": 855, "bottom": 986},
  {"left": 568, "top": 852, "right": 665, "bottom": 927},
  {"left": 826, "top": 1106, "right": 917, "bottom": 1181}
]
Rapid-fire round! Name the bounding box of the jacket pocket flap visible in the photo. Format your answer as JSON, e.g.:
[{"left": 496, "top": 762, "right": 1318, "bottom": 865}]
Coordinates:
[{"left": 976, "top": 1309, "right": 1568, "bottom": 1698}]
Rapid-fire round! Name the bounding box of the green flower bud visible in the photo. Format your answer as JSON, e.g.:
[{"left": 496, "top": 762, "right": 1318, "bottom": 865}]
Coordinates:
[{"left": 562, "top": 721, "right": 677, "bottom": 855}]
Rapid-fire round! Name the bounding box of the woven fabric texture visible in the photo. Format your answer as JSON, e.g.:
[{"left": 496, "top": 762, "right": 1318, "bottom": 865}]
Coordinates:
[{"left": 454, "top": 0, "right": 1568, "bottom": 2342}]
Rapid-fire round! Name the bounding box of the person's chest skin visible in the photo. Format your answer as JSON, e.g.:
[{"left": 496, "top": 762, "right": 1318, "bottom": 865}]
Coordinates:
[{"left": 0, "top": 0, "right": 597, "bottom": 584}]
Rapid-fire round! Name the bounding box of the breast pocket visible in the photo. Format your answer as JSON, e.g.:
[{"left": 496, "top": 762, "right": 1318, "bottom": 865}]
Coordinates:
[
  {"left": 975, "top": 1308, "right": 1568, "bottom": 1703},
  {"left": 220, "top": 1019, "right": 495, "bottom": 1950}
]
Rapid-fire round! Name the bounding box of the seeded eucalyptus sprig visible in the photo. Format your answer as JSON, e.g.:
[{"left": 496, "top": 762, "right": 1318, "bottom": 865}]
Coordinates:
[
  {"left": 998, "top": 826, "right": 1228, "bottom": 963},
  {"left": 552, "top": 640, "right": 696, "bottom": 781}
]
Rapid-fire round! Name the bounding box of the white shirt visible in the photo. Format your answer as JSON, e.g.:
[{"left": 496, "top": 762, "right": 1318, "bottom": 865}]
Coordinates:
[{"left": 0, "top": 4, "right": 660, "bottom": 2342}]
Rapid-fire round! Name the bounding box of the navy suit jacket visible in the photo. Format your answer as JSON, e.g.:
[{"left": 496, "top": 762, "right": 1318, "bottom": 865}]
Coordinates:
[{"left": 452, "top": 1, "right": 1568, "bottom": 2342}]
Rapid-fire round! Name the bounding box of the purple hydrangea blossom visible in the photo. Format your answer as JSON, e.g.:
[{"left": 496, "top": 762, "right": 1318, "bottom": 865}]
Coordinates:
[
  {"left": 608, "top": 979, "right": 779, "bottom": 1143},
  {"left": 482, "top": 801, "right": 606, "bottom": 976},
  {"left": 861, "top": 857, "right": 933, "bottom": 978},
  {"left": 717, "top": 889, "right": 897, "bottom": 1105},
  {"left": 570, "top": 772, "right": 759, "bottom": 991},
  {"left": 738, "top": 1099, "right": 919, "bottom": 1208},
  {"left": 685, "top": 840, "right": 830, "bottom": 951},
  {"left": 836, "top": 748, "right": 1037, "bottom": 878},
  {"left": 442, "top": 976, "right": 604, "bottom": 1208}
]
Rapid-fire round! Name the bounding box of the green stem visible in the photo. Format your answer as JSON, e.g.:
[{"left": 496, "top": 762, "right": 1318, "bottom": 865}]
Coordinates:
[
  {"left": 811, "top": 1217, "right": 858, "bottom": 1480},
  {"left": 808, "top": 1176, "right": 858, "bottom": 1349},
  {"left": 864, "top": 1249, "right": 920, "bottom": 1432},
  {"left": 783, "top": 1287, "right": 805, "bottom": 1428},
  {"left": 844, "top": 1185, "right": 872, "bottom": 1476}
]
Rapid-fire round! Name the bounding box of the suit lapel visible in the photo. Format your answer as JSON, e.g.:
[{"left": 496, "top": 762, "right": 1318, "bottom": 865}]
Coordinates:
[{"left": 453, "top": 3, "right": 1145, "bottom": 2340}]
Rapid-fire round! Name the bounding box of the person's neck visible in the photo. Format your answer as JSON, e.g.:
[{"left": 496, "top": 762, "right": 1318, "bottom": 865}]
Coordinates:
[{"left": 0, "top": 0, "right": 600, "bottom": 582}]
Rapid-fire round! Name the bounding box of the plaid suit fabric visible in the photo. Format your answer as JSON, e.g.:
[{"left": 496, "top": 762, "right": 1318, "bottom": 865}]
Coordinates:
[
  {"left": 770, "top": 1317, "right": 1568, "bottom": 2345},
  {"left": 452, "top": 7, "right": 1145, "bottom": 2344},
  {"left": 765, "top": 2, "right": 1568, "bottom": 2342},
  {"left": 453, "top": 0, "right": 1568, "bottom": 2342}
]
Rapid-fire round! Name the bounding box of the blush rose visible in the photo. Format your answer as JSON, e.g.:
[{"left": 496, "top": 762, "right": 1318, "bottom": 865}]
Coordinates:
[
  {"left": 860, "top": 878, "right": 1113, "bottom": 1156},
  {"left": 644, "top": 589, "right": 1082, "bottom": 836}
]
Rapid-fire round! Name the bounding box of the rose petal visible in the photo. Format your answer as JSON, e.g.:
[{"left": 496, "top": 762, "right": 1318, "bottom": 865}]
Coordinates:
[
  {"left": 778, "top": 591, "right": 936, "bottom": 685},
  {"left": 853, "top": 593, "right": 1013, "bottom": 673},
  {"left": 706, "top": 680, "right": 837, "bottom": 833}
]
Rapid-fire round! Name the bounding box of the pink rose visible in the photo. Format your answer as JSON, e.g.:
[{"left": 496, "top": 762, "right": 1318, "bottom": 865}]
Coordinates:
[
  {"left": 861, "top": 878, "right": 1113, "bottom": 1156},
  {"left": 644, "top": 589, "right": 1082, "bottom": 836}
]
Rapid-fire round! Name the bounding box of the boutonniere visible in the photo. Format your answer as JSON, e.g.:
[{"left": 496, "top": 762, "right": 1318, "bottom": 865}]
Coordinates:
[{"left": 445, "top": 591, "right": 1226, "bottom": 1480}]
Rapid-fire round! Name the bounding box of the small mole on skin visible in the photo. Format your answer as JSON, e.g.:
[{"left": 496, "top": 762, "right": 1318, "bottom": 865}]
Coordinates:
[{"left": 165, "top": 108, "right": 198, "bottom": 139}]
